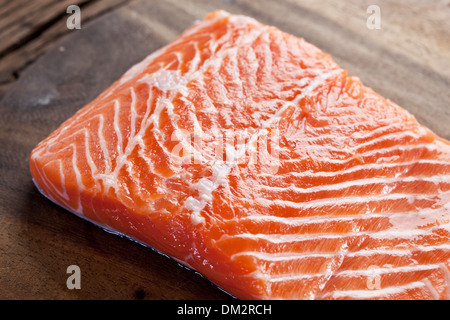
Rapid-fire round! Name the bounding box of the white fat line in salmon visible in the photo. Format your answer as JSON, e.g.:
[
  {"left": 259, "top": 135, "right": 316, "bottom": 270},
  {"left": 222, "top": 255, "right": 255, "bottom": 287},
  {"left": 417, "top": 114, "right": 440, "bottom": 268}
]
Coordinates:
[
  {"left": 282, "top": 125, "right": 423, "bottom": 152},
  {"left": 249, "top": 265, "right": 449, "bottom": 300},
  {"left": 245, "top": 191, "right": 444, "bottom": 210},
  {"left": 293, "top": 116, "right": 413, "bottom": 137},
  {"left": 234, "top": 206, "right": 449, "bottom": 227},
  {"left": 229, "top": 211, "right": 450, "bottom": 243},
  {"left": 97, "top": 114, "right": 112, "bottom": 172},
  {"left": 286, "top": 129, "right": 429, "bottom": 154},
  {"left": 257, "top": 174, "right": 450, "bottom": 193},
  {"left": 83, "top": 128, "right": 98, "bottom": 178},
  {"left": 58, "top": 159, "right": 69, "bottom": 201},
  {"left": 253, "top": 264, "right": 445, "bottom": 282},
  {"left": 218, "top": 221, "right": 450, "bottom": 245},
  {"left": 70, "top": 144, "right": 83, "bottom": 213},
  {"left": 320, "top": 281, "right": 436, "bottom": 299},
  {"left": 281, "top": 143, "right": 440, "bottom": 164},
  {"left": 113, "top": 100, "right": 124, "bottom": 155},
  {"left": 230, "top": 243, "right": 450, "bottom": 261},
  {"left": 258, "top": 159, "right": 450, "bottom": 179}
]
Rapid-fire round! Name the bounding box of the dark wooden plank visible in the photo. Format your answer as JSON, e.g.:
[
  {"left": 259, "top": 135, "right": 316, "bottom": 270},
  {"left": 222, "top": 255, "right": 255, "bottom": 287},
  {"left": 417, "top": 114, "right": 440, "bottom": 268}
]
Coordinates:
[
  {"left": 0, "top": 0, "right": 30, "bottom": 18},
  {"left": 0, "top": 0, "right": 449, "bottom": 300},
  {"left": 0, "top": 0, "right": 132, "bottom": 84},
  {"left": 0, "top": 0, "right": 65, "bottom": 52}
]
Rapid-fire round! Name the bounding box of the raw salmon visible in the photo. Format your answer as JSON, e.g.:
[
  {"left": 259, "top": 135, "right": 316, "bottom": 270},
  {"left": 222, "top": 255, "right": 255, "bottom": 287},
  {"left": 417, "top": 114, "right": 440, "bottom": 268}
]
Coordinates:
[{"left": 30, "top": 11, "right": 450, "bottom": 300}]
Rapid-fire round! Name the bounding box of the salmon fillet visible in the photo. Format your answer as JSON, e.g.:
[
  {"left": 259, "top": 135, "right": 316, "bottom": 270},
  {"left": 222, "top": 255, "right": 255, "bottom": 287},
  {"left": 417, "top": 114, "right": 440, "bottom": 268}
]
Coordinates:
[{"left": 30, "top": 10, "right": 450, "bottom": 300}]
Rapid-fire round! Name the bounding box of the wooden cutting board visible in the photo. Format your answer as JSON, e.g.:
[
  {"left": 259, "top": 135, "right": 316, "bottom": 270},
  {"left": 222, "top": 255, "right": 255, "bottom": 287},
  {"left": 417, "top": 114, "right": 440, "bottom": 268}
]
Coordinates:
[{"left": 1, "top": 0, "right": 449, "bottom": 299}]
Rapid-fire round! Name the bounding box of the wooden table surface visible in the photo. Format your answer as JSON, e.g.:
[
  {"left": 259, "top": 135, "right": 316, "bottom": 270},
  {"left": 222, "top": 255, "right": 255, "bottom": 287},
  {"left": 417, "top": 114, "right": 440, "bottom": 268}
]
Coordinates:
[{"left": 0, "top": 0, "right": 449, "bottom": 300}]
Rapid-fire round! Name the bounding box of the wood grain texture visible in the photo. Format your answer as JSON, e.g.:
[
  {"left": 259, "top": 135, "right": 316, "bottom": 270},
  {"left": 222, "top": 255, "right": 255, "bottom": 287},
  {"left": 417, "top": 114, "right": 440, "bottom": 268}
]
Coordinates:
[
  {"left": 0, "top": 0, "right": 449, "bottom": 300},
  {"left": 0, "top": 0, "right": 132, "bottom": 85}
]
